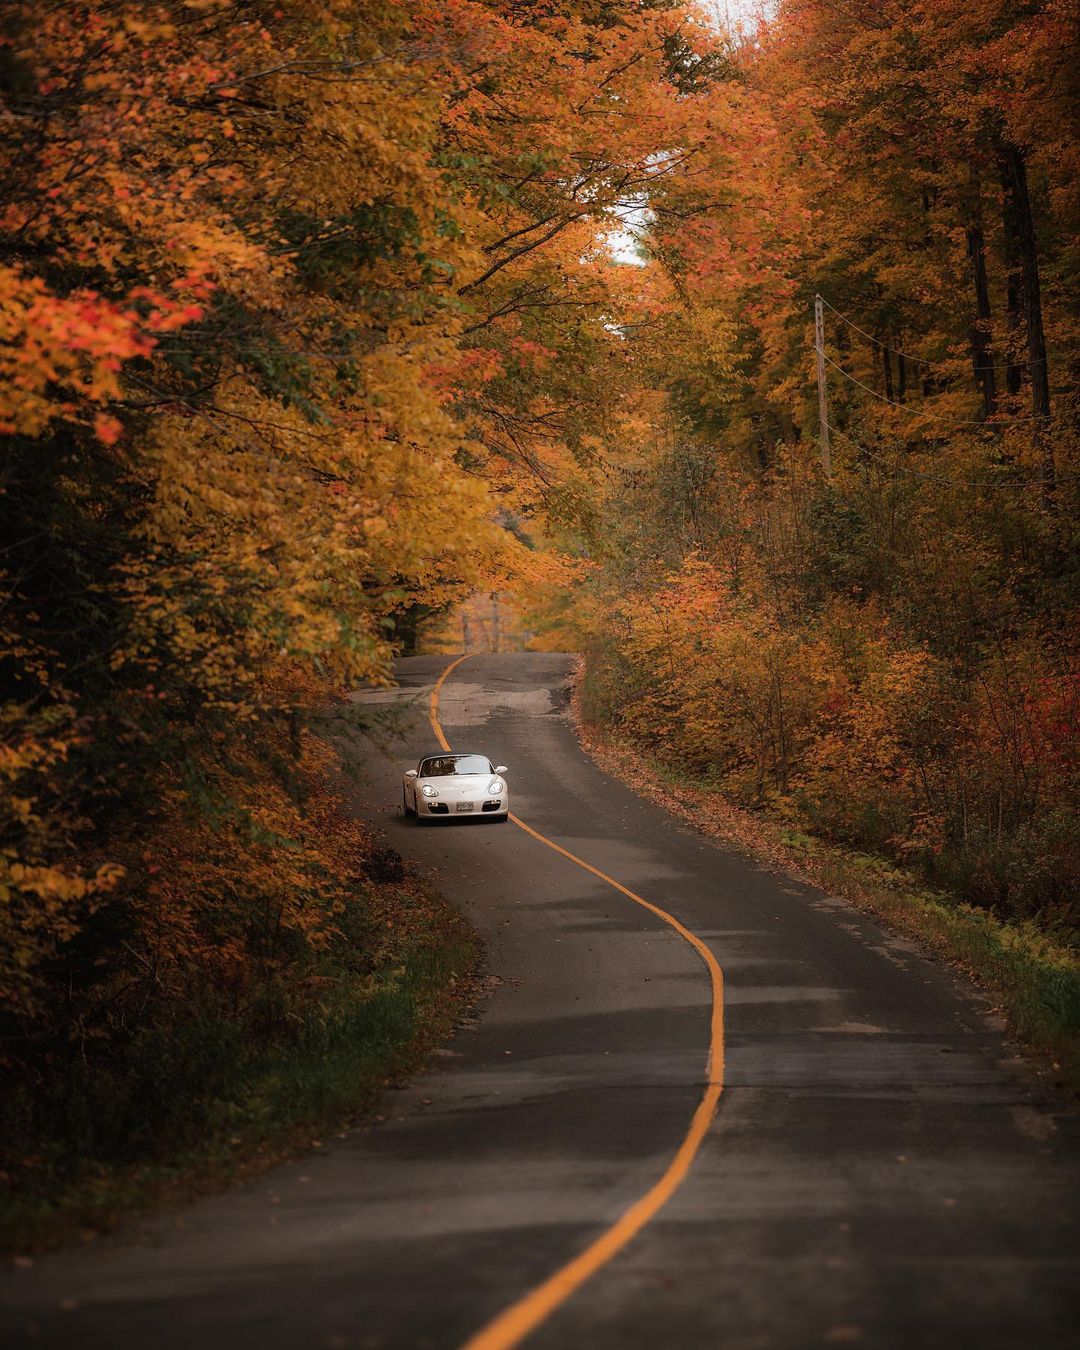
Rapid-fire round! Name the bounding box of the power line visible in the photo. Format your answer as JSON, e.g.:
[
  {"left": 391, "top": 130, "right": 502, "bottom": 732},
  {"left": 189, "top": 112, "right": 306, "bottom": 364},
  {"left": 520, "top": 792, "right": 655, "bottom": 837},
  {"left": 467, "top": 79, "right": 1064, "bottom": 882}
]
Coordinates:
[
  {"left": 815, "top": 294, "right": 1074, "bottom": 372},
  {"left": 822, "top": 354, "right": 1046, "bottom": 426}
]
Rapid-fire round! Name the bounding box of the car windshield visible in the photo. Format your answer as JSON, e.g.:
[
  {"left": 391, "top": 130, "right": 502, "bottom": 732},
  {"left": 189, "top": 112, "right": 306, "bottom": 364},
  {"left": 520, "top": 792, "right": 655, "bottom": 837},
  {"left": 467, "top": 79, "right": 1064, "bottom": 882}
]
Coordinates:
[{"left": 419, "top": 754, "right": 493, "bottom": 778}]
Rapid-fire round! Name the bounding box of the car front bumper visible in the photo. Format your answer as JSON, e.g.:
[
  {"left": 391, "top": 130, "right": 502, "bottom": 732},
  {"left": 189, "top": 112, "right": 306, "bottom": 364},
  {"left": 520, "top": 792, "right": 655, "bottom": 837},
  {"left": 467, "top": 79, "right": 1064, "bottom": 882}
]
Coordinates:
[{"left": 418, "top": 795, "right": 506, "bottom": 818}]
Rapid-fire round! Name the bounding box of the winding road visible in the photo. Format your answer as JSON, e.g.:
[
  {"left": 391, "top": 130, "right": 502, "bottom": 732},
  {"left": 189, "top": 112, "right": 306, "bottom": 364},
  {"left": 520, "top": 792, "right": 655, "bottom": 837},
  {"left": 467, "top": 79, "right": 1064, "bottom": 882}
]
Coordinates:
[{"left": 3, "top": 652, "right": 1078, "bottom": 1349}]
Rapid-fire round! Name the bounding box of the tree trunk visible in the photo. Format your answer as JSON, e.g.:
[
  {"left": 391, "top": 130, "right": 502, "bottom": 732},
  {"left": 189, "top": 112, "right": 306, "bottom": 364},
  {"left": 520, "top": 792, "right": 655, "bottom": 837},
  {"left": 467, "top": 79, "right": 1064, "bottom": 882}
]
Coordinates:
[
  {"left": 997, "top": 140, "right": 1053, "bottom": 501},
  {"left": 966, "top": 222, "right": 997, "bottom": 419},
  {"left": 897, "top": 349, "right": 907, "bottom": 402},
  {"left": 882, "top": 340, "right": 894, "bottom": 401},
  {"left": 999, "top": 152, "right": 1025, "bottom": 398},
  {"left": 965, "top": 164, "right": 997, "bottom": 420}
]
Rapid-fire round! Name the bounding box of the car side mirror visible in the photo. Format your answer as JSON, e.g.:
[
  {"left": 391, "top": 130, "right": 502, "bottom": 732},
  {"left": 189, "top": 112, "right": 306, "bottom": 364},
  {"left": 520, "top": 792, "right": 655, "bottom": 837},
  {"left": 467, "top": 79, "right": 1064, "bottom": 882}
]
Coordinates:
[
  {"left": 494, "top": 765, "right": 508, "bottom": 775},
  {"left": 405, "top": 769, "right": 418, "bottom": 778}
]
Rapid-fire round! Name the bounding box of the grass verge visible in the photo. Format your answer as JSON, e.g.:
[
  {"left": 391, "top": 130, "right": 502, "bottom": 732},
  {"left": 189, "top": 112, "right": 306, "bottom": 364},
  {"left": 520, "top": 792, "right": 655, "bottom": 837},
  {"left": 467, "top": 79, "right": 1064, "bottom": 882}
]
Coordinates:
[
  {"left": 571, "top": 672, "right": 1080, "bottom": 1099},
  {"left": 0, "top": 867, "right": 480, "bottom": 1257}
]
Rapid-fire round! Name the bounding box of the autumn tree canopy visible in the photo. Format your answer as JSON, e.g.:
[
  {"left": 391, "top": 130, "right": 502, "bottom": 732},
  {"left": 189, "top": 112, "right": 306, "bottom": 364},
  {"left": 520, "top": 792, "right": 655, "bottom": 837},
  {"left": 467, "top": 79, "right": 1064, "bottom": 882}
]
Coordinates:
[
  {"left": 0, "top": 0, "right": 732, "bottom": 1166},
  {"left": 1, "top": 0, "right": 1077, "bottom": 1192},
  {"left": 537, "top": 0, "right": 1079, "bottom": 927}
]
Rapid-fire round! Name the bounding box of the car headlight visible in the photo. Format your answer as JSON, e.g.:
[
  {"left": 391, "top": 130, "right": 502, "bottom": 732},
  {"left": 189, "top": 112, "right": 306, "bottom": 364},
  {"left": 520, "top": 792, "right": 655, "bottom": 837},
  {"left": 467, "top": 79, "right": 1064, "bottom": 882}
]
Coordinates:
[
  {"left": 487, "top": 778, "right": 504, "bottom": 795},
  {"left": 421, "top": 784, "right": 438, "bottom": 798}
]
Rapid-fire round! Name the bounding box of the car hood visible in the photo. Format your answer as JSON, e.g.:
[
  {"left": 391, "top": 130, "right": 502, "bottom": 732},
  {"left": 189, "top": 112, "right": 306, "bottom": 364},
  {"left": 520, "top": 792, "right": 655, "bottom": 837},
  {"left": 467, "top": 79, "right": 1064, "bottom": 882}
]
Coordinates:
[{"left": 417, "top": 773, "right": 496, "bottom": 795}]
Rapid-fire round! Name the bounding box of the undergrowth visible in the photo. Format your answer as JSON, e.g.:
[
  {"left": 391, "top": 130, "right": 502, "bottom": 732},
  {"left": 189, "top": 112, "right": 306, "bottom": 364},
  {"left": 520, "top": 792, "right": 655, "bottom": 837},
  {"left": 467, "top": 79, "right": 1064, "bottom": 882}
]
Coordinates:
[{"left": 0, "top": 869, "right": 478, "bottom": 1254}]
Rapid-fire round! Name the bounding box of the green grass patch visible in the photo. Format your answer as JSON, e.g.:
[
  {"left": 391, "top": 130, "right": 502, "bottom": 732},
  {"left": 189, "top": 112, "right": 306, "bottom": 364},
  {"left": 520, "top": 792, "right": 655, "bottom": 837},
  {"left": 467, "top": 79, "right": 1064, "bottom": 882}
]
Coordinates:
[{"left": 809, "top": 852, "right": 1080, "bottom": 1092}]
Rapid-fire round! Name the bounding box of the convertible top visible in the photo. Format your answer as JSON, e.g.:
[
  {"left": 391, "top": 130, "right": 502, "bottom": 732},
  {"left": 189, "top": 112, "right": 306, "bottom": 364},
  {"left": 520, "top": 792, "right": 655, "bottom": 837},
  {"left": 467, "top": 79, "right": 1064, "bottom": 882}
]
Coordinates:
[{"left": 419, "top": 751, "right": 492, "bottom": 773}]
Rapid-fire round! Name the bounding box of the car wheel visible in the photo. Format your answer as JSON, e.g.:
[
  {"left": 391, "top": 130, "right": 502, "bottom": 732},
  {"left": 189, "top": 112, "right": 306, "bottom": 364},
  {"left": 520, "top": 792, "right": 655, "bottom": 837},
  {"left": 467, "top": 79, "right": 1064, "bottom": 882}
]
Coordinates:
[{"left": 402, "top": 789, "right": 415, "bottom": 818}]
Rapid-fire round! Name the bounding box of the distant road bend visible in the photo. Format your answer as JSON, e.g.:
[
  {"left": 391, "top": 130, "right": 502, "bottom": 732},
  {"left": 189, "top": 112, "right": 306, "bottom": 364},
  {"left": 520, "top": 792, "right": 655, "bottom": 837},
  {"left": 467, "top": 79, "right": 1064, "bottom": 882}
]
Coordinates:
[{"left": 2, "top": 652, "right": 1078, "bottom": 1349}]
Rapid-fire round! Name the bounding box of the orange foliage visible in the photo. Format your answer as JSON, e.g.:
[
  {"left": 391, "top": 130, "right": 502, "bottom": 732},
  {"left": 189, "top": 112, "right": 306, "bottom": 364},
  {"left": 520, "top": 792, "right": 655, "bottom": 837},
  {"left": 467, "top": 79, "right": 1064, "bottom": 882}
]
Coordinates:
[{"left": 0, "top": 2, "right": 735, "bottom": 1078}]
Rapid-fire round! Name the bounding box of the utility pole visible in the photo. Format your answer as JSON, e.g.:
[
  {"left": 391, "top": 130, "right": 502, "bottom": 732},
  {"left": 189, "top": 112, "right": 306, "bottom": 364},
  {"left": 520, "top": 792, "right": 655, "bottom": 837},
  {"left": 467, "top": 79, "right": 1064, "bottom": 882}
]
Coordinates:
[{"left": 814, "top": 294, "right": 832, "bottom": 482}]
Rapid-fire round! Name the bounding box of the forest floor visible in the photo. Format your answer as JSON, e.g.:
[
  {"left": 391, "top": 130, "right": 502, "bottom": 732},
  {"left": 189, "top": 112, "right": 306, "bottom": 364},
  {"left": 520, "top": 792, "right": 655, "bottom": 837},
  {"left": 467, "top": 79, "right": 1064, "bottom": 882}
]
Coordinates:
[{"left": 570, "top": 667, "right": 1080, "bottom": 1101}]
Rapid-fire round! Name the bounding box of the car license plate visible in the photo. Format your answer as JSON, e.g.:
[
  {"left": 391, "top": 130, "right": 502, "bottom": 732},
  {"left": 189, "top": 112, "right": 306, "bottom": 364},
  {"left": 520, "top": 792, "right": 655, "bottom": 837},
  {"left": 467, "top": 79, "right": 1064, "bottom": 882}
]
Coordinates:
[{"left": 455, "top": 802, "right": 474, "bottom": 813}]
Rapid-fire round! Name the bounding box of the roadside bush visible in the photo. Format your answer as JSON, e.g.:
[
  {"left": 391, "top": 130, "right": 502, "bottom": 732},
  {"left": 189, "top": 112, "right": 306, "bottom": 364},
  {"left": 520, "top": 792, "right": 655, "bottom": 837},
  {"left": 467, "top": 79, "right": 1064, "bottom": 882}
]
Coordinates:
[{"left": 582, "top": 550, "right": 1079, "bottom": 936}]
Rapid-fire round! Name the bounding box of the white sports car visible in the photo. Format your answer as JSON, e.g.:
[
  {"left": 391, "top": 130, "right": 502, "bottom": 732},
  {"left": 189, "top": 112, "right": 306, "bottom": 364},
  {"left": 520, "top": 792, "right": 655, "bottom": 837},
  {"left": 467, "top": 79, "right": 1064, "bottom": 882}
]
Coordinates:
[{"left": 403, "top": 752, "right": 509, "bottom": 823}]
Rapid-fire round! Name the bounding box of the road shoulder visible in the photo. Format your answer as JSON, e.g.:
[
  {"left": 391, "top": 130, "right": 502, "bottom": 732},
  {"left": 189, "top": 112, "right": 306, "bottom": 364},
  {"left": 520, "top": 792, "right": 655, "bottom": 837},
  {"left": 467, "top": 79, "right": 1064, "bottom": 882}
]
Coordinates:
[{"left": 569, "top": 668, "right": 1080, "bottom": 1101}]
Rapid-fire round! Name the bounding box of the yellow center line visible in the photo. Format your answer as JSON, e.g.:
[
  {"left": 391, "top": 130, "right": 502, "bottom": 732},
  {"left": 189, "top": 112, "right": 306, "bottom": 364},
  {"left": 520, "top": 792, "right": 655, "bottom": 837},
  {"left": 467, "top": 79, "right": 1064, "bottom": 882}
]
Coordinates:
[{"left": 428, "top": 654, "right": 726, "bottom": 1350}]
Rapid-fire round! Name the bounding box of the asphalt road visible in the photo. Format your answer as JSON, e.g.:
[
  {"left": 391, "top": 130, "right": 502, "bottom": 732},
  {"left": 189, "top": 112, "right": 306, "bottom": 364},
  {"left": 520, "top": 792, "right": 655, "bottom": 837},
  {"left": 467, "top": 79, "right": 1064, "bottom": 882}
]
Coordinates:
[{"left": 3, "top": 652, "right": 1078, "bottom": 1349}]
